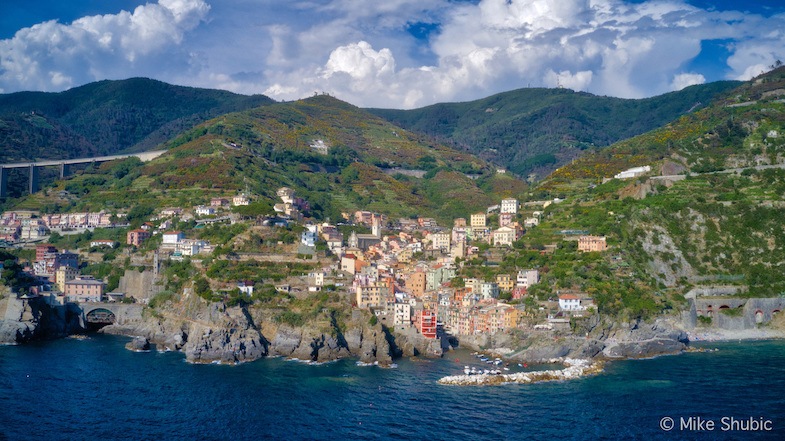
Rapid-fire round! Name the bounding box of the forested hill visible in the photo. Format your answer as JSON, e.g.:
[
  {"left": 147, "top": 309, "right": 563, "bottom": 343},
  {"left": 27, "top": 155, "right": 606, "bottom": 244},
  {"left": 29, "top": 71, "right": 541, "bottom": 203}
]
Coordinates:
[
  {"left": 0, "top": 78, "right": 274, "bottom": 163},
  {"left": 367, "top": 81, "right": 740, "bottom": 179},
  {"left": 532, "top": 66, "right": 785, "bottom": 297},
  {"left": 12, "top": 94, "right": 527, "bottom": 223}
]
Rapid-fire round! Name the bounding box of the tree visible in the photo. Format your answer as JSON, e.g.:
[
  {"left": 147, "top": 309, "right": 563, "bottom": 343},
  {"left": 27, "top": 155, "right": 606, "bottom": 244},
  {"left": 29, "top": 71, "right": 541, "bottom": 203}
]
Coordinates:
[{"left": 193, "top": 277, "right": 211, "bottom": 300}]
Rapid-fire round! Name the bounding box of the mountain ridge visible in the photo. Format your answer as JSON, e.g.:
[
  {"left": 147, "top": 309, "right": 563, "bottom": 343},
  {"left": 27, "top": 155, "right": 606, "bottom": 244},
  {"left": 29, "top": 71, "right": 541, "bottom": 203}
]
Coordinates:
[
  {"left": 0, "top": 77, "right": 274, "bottom": 163},
  {"left": 367, "top": 81, "right": 741, "bottom": 178}
]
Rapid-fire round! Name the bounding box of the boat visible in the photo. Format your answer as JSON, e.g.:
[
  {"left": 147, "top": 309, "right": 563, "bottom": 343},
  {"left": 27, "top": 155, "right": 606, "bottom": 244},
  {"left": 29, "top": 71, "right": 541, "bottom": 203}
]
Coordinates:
[{"left": 464, "top": 366, "right": 471, "bottom": 375}]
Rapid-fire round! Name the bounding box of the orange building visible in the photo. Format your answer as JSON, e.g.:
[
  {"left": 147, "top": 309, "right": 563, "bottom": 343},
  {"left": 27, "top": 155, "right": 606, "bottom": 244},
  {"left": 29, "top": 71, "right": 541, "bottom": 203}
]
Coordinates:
[
  {"left": 127, "top": 229, "right": 152, "bottom": 246},
  {"left": 578, "top": 235, "right": 608, "bottom": 252},
  {"left": 408, "top": 271, "right": 426, "bottom": 297}
]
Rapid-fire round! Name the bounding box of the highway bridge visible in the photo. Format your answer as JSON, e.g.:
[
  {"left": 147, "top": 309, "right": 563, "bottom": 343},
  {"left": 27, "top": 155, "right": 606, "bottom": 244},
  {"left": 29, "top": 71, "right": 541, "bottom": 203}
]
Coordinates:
[{"left": 0, "top": 150, "right": 166, "bottom": 197}]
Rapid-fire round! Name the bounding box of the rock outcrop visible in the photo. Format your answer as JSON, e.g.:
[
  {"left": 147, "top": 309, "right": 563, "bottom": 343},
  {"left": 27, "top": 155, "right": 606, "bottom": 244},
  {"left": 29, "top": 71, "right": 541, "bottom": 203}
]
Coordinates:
[
  {"left": 456, "top": 316, "right": 688, "bottom": 363},
  {"left": 125, "top": 336, "right": 150, "bottom": 351},
  {"left": 100, "top": 300, "right": 396, "bottom": 365},
  {"left": 0, "top": 296, "right": 82, "bottom": 344},
  {"left": 389, "top": 326, "right": 446, "bottom": 358}
]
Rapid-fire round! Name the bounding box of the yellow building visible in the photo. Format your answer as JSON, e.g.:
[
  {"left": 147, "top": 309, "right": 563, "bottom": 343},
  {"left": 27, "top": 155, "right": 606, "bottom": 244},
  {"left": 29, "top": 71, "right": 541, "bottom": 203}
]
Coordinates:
[
  {"left": 470, "top": 213, "right": 487, "bottom": 228},
  {"left": 496, "top": 274, "right": 514, "bottom": 292},
  {"left": 55, "top": 266, "right": 79, "bottom": 292}
]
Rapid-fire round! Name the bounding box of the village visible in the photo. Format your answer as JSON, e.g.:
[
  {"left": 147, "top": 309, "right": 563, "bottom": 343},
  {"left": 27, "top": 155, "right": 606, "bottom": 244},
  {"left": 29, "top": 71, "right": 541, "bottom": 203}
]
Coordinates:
[{"left": 0, "top": 184, "right": 610, "bottom": 341}]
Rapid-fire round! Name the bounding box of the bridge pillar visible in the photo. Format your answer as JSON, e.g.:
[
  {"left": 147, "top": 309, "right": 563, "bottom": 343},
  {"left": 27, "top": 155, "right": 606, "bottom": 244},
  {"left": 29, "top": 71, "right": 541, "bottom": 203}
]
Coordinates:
[
  {"left": 28, "top": 164, "right": 39, "bottom": 194},
  {"left": 0, "top": 166, "right": 7, "bottom": 198},
  {"left": 59, "top": 163, "right": 70, "bottom": 179}
]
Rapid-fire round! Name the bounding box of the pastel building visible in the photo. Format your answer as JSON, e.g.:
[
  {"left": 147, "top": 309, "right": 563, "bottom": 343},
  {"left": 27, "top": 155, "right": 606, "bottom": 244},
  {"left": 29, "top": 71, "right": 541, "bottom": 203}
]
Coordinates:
[
  {"left": 578, "top": 235, "right": 608, "bottom": 252},
  {"left": 127, "top": 229, "right": 151, "bottom": 246},
  {"left": 500, "top": 198, "right": 519, "bottom": 214},
  {"left": 65, "top": 277, "right": 105, "bottom": 303}
]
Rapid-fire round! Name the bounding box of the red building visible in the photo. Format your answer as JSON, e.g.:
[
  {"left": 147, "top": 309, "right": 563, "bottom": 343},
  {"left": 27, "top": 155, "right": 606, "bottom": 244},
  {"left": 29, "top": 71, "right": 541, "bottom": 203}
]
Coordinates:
[
  {"left": 36, "top": 244, "right": 57, "bottom": 262},
  {"left": 416, "top": 309, "right": 438, "bottom": 339},
  {"left": 512, "top": 287, "right": 528, "bottom": 300}
]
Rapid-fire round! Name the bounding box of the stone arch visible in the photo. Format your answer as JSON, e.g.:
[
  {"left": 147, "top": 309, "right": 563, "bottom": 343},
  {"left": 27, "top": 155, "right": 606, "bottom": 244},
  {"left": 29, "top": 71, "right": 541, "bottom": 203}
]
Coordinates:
[
  {"left": 719, "top": 305, "right": 730, "bottom": 310},
  {"left": 85, "top": 308, "right": 116, "bottom": 326},
  {"left": 755, "top": 310, "right": 765, "bottom": 324}
]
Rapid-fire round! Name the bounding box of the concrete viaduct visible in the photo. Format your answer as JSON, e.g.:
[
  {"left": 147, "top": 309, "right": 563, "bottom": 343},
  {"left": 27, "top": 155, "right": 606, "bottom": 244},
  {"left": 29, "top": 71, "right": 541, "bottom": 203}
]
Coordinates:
[{"left": 0, "top": 150, "right": 166, "bottom": 198}]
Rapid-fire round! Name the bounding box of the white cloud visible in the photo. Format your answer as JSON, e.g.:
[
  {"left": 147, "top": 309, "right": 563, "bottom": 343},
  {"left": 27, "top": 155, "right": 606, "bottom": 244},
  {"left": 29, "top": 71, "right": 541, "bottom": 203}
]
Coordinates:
[
  {"left": 670, "top": 72, "right": 706, "bottom": 91},
  {"left": 255, "top": 0, "right": 785, "bottom": 107},
  {"left": 0, "top": 0, "right": 210, "bottom": 91},
  {"left": 323, "top": 42, "right": 396, "bottom": 80},
  {"left": 2, "top": 0, "right": 785, "bottom": 108}
]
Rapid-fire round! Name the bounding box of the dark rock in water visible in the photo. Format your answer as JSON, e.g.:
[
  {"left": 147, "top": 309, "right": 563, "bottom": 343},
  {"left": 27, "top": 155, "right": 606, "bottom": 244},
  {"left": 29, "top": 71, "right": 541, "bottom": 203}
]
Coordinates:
[
  {"left": 390, "top": 327, "right": 444, "bottom": 358},
  {"left": 603, "top": 337, "right": 686, "bottom": 359},
  {"left": 0, "top": 296, "right": 83, "bottom": 344},
  {"left": 126, "top": 336, "right": 150, "bottom": 351}
]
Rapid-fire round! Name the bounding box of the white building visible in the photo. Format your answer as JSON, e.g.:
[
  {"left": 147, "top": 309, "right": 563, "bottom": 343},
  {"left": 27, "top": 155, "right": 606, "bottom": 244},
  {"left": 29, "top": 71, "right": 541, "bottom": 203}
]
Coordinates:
[
  {"left": 516, "top": 269, "right": 540, "bottom": 288},
  {"left": 176, "top": 239, "right": 209, "bottom": 256},
  {"left": 19, "top": 219, "right": 49, "bottom": 240},
  {"left": 500, "top": 198, "right": 519, "bottom": 214},
  {"left": 195, "top": 206, "right": 216, "bottom": 216},
  {"left": 492, "top": 226, "right": 518, "bottom": 247},
  {"left": 394, "top": 302, "right": 412, "bottom": 326},
  {"left": 301, "top": 225, "right": 318, "bottom": 247},
  {"left": 558, "top": 294, "right": 584, "bottom": 311},
  {"left": 480, "top": 282, "right": 500, "bottom": 300},
  {"left": 237, "top": 281, "right": 254, "bottom": 296},
  {"left": 524, "top": 217, "right": 540, "bottom": 228},
  {"left": 309, "top": 271, "right": 325, "bottom": 287},
  {"left": 430, "top": 232, "right": 451, "bottom": 253},
  {"left": 89, "top": 240, "right": 116, "bottom": 248},
  {"left": 614, "top": 165, "right": 651, "bottom": 180},
  {"left": 162, "top": 231, "right": 184, "bottom": 246}
]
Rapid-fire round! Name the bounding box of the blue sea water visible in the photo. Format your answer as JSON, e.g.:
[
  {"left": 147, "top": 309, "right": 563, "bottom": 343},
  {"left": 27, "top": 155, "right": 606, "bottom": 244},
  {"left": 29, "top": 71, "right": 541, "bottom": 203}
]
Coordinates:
[{"left": 1, "top": 336, "right": 784, "bottom": 440}]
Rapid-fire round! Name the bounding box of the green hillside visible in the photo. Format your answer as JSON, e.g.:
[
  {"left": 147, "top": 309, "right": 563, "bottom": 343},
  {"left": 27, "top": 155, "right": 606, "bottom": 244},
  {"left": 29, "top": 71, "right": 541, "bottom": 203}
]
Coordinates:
[
  {"left": 0, "top": 78, "right": 274, "bottom": 163},
  {"left": 520, "top": 66, "right": 785, "bottom": 306},
  {"left": 10, "top": 94, "right": 527, "bottom": 223},
  {"left": 368, "top": 81, "right": 740, "bottom": 178}
]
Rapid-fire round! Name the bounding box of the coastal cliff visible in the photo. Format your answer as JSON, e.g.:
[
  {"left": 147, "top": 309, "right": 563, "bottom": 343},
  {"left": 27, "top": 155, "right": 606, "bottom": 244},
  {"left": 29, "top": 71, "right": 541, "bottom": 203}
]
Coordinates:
[
  {"left": 100, "top": 298, "right": 396, "bottom": 365},
  {"left": 0, "top": 296, "right": 82, "bottom": 344},
  {"left": 457, "top": 316, "right": 689, "bottom": 363}
]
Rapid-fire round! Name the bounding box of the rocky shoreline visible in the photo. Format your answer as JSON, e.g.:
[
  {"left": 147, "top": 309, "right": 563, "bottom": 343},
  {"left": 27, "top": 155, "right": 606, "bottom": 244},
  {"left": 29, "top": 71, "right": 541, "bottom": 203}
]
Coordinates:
[{"left": 3, "top": 294, "right": 782, "bottom": 371}]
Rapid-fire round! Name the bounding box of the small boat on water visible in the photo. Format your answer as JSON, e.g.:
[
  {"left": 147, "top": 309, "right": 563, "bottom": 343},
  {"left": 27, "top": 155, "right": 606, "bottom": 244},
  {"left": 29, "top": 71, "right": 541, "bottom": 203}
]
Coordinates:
[{"left": 464, "top": 366, "right": 471, "bottom": 375}]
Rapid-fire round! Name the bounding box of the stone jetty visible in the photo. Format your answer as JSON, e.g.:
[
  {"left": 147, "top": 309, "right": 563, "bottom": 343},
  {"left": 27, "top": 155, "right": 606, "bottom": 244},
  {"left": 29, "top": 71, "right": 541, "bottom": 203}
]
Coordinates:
[{"left": 437, "top": 358, "right": 604, "bottom": 386}]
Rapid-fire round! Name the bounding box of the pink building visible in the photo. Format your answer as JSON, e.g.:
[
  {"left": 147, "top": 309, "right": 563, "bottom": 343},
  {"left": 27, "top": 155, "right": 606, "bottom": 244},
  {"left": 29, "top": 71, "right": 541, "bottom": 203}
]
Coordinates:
[{"left": 65, "top": 277, "right": 105, "bottom": 302}]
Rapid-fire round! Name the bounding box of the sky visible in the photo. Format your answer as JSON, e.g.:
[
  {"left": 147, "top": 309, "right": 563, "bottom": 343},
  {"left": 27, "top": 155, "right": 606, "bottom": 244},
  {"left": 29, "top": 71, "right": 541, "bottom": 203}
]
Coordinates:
[{"left": 1, "top": 0, "right": 784, "bottom": 109}]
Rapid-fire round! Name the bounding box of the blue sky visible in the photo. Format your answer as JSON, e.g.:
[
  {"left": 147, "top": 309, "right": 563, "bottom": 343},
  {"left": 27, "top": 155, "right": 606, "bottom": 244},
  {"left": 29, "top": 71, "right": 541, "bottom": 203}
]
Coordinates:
[{"left": 1, "top": 0, "right": 784, "bottom": 108}]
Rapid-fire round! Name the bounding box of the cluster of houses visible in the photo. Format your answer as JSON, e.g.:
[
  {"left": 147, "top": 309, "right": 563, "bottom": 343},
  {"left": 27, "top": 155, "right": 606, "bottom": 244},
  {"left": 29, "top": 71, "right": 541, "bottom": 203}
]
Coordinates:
[
  {"left": 0, "top": 210, "right": 124, "bottom": 242},
  {"left": 303, "top": 197, "right": 602, "bottom": 339},
  {"left": 2, "top": 188, "right": 608, "bottom": 338},
  {"left": 25, "top": 243, "right": 108, "bottom": 303}
]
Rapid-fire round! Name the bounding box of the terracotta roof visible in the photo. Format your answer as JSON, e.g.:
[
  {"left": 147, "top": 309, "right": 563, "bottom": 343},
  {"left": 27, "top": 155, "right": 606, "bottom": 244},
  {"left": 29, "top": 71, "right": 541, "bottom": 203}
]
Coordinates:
[{"left": 559, "top": 294, "right": 579, "bottom": 300}]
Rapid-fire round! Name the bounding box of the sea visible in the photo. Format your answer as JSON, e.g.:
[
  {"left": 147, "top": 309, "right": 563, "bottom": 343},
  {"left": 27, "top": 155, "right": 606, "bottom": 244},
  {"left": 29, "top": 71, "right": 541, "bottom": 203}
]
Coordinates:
[{"left": 1, "top": 336, "right": 784, "bottom": 440}]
